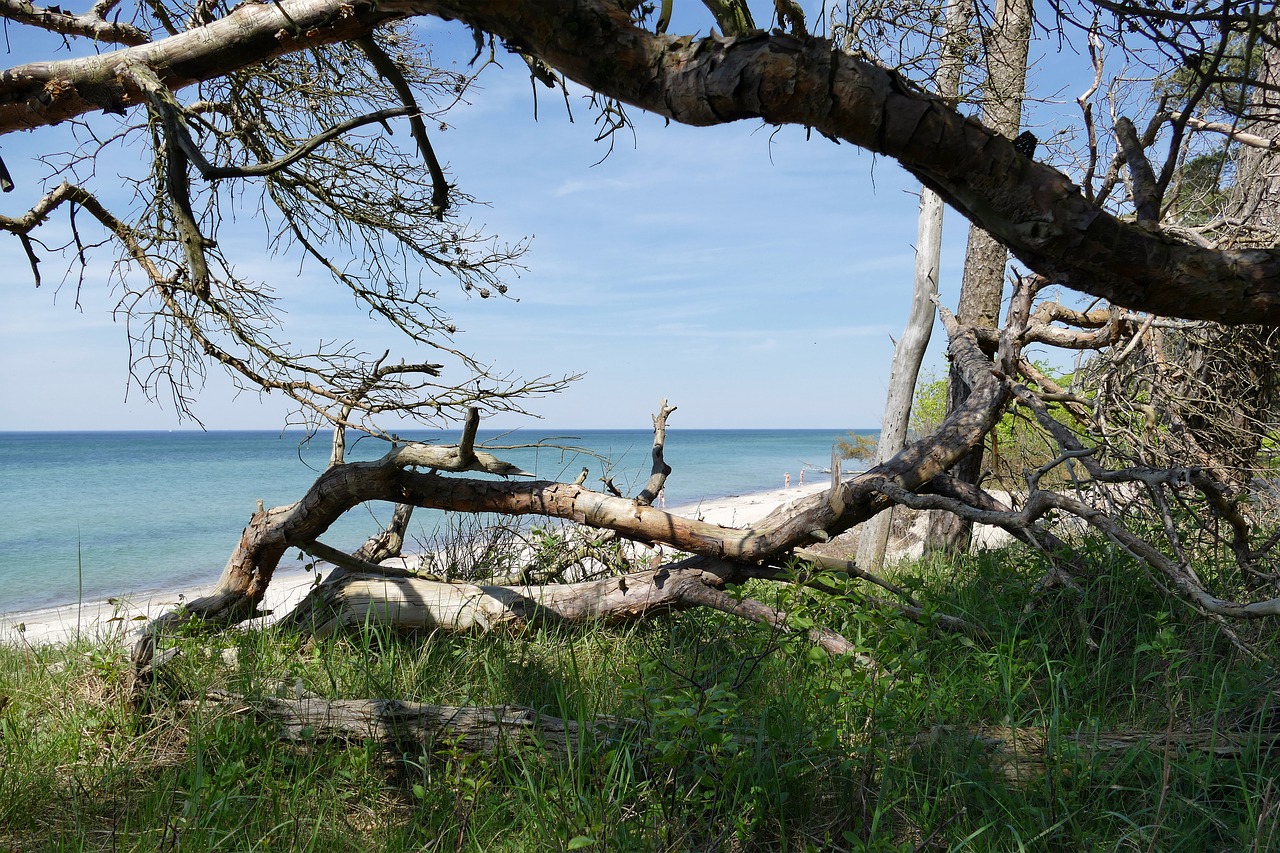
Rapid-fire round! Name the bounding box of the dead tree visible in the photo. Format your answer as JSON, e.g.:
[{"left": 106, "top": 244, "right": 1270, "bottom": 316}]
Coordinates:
[{"left": 7, "top": 0, "right": 1280, "bottom": 721}]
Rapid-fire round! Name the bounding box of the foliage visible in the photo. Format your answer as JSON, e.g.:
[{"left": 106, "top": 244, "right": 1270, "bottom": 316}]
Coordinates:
[
  {"left": 1169, "top": 148, "right": 1233, "bottom": 226},
  {"left": 836, "top": 432, "right": 879, "bottom": 464},
  {"left": 908, "top": 369, "right": 949, "bottom": 439},
  {"left": 3, "top": 542, "right": 1279, "bottom": 851},
  {"left": 854, "top": 364, "right": 1075, "bottom": 485}
]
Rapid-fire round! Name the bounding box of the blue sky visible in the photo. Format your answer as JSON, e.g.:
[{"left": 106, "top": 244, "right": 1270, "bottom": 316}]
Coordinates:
[{"left": 0, "top": 3, "right": 1094, "bottom": 432}]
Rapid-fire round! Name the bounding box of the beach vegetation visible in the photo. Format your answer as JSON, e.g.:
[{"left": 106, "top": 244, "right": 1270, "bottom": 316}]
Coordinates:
[
  {"left": 3, "top": 541, "right": 1278, "bottom": 850},
  {"left": 835, "top": 432, "right": 878, "bottom": 465},
  {"left": 7, "top": 0, "right": 1280, "bottom": 848}
]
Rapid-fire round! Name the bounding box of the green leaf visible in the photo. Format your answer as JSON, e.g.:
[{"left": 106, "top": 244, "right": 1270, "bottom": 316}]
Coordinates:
[
  {"left": 567, "top": 836, "right": 596, "bottom": 850},
  {"left": 412, "top": 783, "right": 427, "bottom": 800}
]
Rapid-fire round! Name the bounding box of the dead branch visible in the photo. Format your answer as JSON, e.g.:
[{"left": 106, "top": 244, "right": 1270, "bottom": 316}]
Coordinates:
[
  {"left": 636, "top": 398, "right": 676, "bottom": 506},
  {"left": 298, "top": 539, "right": 424, "bottom": 580},
  {"left": 173, "top": 104, "right": 420, "bottom": 180},
  {"left": 1115, "top": 116, "right": 1160, "bottom": 224},
  {"left": 0, "top": 0, "right": 150, "bottom": 45},
  {"left": 355, "top": 34, "right": 450, "bottom": 217},
  {"left": 1173, "top": 112, "right": 1280, "bottom": 151},
  {"left": 354, "top": 503, "right": 415, "bottom": 564},
  {"left": 196, "top": 690, "right": 632, "bottom": 756}
]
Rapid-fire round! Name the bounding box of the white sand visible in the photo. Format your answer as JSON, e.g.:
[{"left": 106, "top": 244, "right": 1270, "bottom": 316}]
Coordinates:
[
  {"left": 0, "top": 480, "right": 836, "bottom": 647},
  {"left": 667, "top": 480, "right": 832, "bottom": 527}
]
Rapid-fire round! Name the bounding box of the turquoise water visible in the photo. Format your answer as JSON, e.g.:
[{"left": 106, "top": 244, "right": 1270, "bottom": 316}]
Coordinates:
[{"left": 0, "top": 429, "right": 869, "bottom": 612}]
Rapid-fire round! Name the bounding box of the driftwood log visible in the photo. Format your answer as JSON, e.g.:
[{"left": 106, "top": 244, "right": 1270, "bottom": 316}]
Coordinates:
[
  {"left": 909, "top": 725, "right": 1280, "bottom": 786},
  {"left": 280, "top": 557, "right": 871, "bottom": 662},
  {"left": 196, "top": 690, "right": 632, "bottom": 755}
]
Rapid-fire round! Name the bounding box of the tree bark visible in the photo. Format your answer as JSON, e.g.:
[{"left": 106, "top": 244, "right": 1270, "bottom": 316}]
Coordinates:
[
  {"left": 857, "top": 0, "right": 971, "bottom": 571},
  {"left": 196, "top": 690, "right": 632, "bottom": 756},
  {"left": 928, "top": 0, "right": 1033, "bottom": 554}
]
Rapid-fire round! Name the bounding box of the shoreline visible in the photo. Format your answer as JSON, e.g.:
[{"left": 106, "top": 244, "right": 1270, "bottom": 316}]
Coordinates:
[{"left": 0, "top": 479, "right": 835, "bottom": 647}]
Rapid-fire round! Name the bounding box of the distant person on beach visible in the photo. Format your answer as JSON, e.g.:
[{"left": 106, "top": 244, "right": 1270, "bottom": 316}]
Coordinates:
[{"left": 785, "top": 472, "right": 791, "bottom": 489}]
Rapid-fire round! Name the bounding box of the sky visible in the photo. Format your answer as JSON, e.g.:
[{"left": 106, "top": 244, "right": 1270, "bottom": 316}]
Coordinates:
[{"left": 0, "top": 2, "right": 1093, "bottom": 432}]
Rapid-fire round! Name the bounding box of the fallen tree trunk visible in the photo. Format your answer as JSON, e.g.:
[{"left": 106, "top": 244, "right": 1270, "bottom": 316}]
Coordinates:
[
  {"left": 131, "top": 298, "right": 1021, "bottom": 677},
  {"left": 196, "top": 690, "right": 632, "bottom": 756},
  {"left": 910, "top": 725, "right": 1280, "bottom": 786},
  {"left": 281, "top": 556, "right": 873, "bottom": 662},
  {"left": 282, "top": 559, "right": 737, "bottom": 637}
]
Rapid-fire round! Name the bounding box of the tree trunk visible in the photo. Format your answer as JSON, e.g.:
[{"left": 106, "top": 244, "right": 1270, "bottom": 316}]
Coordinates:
[
  {"left": 856, "top": 188, "right": 944, "bottom": 569},
  {"left": 857, "top": 0, "right": 971, "bottom": 571},
  {"left": 927, "top": 0, "right": 1033, "bottom": 554}
]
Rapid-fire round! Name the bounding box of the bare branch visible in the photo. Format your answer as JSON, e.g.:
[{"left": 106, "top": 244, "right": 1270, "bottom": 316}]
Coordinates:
[
  {"left": 1174, "top": 112, "right": 1280, "bottom": 151},
  {"left": 636, "top": 398, "right": 676, "bottom": 506},
  {"left": 180, "top": 106, "right": 420, "bottom": 179},
  {"left": 298, "top": 538, "right": 424, "bottom": 579},
  {"left": 0, "top": 0, "right": 150, "bottom": 45},
  {"left": 1115, "top": 116, "right": 1159, "bottom": 224},
  {"left": 456, "top": 405, "right": 480, "bottom": 467},
  {"left": 355, "top": 33, "right": 450, "bottom": 217}
]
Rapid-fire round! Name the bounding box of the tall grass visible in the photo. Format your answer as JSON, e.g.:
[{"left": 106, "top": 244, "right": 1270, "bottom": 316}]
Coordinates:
[{"left": 0, "top": 540, "right": 1277, "bottom": 851}]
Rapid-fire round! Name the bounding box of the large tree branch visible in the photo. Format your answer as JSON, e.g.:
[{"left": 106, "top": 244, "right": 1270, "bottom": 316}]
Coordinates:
[
  {"left": 0, "top": 0, "right": 150, "bottom": 46},
  {"left": 422, "top": 0, "right": 1280, "bottom": 326},
  {"left": 0, "top": 0, "right": 401, "bottom": 130},
  {"left": 5, "top": 0, "right": 1280, "bottom": 323}
]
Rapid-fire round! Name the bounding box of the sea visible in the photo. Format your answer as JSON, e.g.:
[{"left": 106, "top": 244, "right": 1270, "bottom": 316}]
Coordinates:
[{"left": 0, "top": 429, "right": 871, "bottom": 614}]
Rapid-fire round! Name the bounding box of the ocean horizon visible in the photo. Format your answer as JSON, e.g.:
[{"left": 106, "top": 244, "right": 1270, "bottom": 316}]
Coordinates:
[{"left": 0, "top": 428, "right": 874, "bottom": 614}]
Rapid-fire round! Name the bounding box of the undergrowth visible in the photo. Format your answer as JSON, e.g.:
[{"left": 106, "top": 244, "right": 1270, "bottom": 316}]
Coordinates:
[{"left": 0, "top": 542, "right": 1277, "bottom": 851}]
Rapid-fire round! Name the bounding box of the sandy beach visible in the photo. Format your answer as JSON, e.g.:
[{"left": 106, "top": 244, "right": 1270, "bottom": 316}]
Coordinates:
[{"left": 0, "top": 480, "right": 835, "bottom": 647}]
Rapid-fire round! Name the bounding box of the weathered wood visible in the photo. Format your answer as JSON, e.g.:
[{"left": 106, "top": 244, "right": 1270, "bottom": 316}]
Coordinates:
[
  {"left": 133, "top": 309, "right": 1010, "bottom": 675},
  {"left": 353, "top": 503, "right": 414, "bottom": 564},
  {"left": 636, "top": 398, "right": 676, "bottom": 506},
  {"left": 910, "top": 725, "right": 1280, "bottom": 786},
  {"left": 198, "top": 690, "right": 633, "bottom": 755},
  {"left": 281, "top": 558, "right": 718, "bottom": 633},
  {"left": 858, "top": 183, "right": 943, "bottom": 570}
]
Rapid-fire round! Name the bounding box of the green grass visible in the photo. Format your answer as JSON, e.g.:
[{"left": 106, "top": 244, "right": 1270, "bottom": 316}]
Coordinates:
[{"left": 1, "top": 542, "right": 1278, "bottom": 851}]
